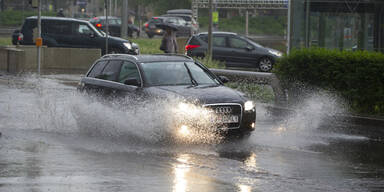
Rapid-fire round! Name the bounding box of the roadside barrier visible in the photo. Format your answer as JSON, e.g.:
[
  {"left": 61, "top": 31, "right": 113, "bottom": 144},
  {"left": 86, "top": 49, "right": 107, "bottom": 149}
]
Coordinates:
[{"left": 209, "top": 68, "right": 287, "bottom": 106}]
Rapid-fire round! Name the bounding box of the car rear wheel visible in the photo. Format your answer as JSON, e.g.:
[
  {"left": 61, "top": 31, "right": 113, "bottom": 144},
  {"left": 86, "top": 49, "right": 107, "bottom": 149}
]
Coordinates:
[{"left": 258, "top": 57, "right": 273, "bottom": 72}]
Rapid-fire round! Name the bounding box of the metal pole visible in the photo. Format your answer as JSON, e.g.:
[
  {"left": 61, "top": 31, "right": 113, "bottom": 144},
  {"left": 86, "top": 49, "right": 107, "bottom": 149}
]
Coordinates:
[
  {"left": 305, "top": 0, "right": 310, "bottom": 48},
  {"left": 207, "top": 0, "right": 213, "bottom": 59},
  {"left": 245, "top": 10, "right": 249, "bottom": 37},
  {"left": 114, "top": 0, "right": 117, "bottom": 16},
  {"left": 37, "top": 0, "right": 42, "bottom": 75},
  {"left": 121, "top": 0, "right": 128, "bottom": 38},
  {"left": 287, "top": 0, "right": 292, "bottom": 54},
  {"left": 105, "top": 0, "right": 109, "bottom": 54}
]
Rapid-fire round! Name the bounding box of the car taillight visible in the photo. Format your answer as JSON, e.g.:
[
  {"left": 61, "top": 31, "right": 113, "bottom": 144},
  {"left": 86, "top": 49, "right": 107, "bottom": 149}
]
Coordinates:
[
  {"left": 185, "top": 44, "right": 200, "bottom": 51},
  {"left": 96, "top": 23, "right": 102, "bottom": 28}
]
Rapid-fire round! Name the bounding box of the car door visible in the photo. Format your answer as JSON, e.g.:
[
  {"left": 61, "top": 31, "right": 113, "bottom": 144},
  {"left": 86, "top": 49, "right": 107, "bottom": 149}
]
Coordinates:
[
  {"left": 71, "top": 22, "right": 96, "bottom": 48},
  {"left": 226, "top": 36, "right": 256, "bottom": 68},
  {"left": 82, "top": 60, "right": 122, "bottom": 97},
  {"left": 203, "top": 35, "right": 236, "bottom": 66},
  {"left": 47, "top": 20, "right": 73, "bottom": 47}
]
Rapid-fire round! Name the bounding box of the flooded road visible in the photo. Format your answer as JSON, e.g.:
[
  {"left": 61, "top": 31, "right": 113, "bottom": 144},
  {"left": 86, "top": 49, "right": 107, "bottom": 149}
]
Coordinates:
[{"left": 0, "top": 75, "right": 383, "bottom": 192}]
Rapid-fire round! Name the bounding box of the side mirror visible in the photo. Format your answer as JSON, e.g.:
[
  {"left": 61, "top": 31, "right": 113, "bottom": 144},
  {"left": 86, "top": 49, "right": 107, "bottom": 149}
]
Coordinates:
[
  {"left": 124, "top": 78, "right": 141, "bottom": 87},
  {"left": 245, "top": 45, "right": 254, "bottom": 51},
  {"left": 219, "top": 76, "right": 229, "bottom": 83}
]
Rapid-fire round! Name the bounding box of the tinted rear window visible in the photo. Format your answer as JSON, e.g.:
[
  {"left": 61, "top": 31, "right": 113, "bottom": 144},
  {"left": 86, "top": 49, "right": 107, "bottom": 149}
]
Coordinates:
[
  {"left": 188, "top": 36, "right": 201, "bottom": 45},
  {"left": 99, "top": 60, "right": 123, "bottom": 81},
  {"left": 88, "top": 60, "right": 108, "bottom": 78}
]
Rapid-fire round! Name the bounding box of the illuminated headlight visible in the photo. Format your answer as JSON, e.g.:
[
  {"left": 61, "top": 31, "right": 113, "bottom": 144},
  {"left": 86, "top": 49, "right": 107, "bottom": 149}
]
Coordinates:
[
  {"left": 244, "top": 101, "right": 255, "bottom": 111},
  {"left": 268, "top": 50, "right": 282, "bottom": 57},
  {"left": 123, "top": 42, "right": 132, "bottom": 50},
  {"left": 178, "top": 125, "right": 190, "bottom": 137}
]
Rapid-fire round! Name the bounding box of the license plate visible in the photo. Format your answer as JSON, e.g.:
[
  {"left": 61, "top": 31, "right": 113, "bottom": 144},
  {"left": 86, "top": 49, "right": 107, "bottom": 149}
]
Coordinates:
[{"left": 215, "top": 115, "right": 239, "bottom": 124}]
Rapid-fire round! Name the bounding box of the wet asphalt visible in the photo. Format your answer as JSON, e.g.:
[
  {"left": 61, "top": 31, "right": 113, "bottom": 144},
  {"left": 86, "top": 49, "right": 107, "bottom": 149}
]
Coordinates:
[{"left": 0, "top": 75, "right": 383, "bottom": 192}]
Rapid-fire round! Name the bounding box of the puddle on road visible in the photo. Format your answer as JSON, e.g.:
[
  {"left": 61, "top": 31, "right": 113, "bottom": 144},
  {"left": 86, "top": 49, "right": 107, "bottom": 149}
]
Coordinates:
[
  {"left": 0, "top": 75, "right": 369, "bottom": 153},
  {"left": 0, "top": 75, "right": 382, "bottom": 192}
]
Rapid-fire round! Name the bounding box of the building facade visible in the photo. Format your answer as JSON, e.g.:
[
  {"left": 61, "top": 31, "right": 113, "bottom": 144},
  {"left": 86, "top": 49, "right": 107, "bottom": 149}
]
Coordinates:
[{"left": 289, "top": 0, "right": 384, "bottom": 52}]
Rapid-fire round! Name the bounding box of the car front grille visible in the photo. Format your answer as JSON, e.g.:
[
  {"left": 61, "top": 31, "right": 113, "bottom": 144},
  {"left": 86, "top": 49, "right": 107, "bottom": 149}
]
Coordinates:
[{"left": 203, "top": 103, "right": 242, "bottom": 129}]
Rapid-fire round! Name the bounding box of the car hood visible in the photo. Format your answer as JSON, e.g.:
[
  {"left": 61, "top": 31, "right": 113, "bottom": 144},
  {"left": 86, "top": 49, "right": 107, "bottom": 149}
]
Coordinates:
[
  {"left": 146, "top": 85, "right": 247, "bottom": 104},
  {"left": 108, "top": 36, "right": 128, "bottom": 43}
]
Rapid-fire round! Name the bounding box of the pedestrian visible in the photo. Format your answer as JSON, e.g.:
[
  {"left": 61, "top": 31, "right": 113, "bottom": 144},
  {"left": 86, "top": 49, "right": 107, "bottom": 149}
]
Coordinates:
[
  {"left": 160, "top": 27, "right": 178, "bottom": 54},
  {"left": 56, "top": 8, "right": 65, "bottom": 17}
]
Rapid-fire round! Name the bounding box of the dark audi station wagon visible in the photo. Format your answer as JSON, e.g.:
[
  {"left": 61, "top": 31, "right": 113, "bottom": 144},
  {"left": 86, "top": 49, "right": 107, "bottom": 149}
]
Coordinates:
[{"left": 78, "top": 54, "right": 256, "bottom": 138}]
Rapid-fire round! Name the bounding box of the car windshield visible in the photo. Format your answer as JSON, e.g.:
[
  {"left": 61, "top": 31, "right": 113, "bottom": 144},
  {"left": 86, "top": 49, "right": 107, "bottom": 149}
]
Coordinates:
[
  {"left": 87, "top": 23, "right": 103, "bottom": 36},
  {"left": 101, "top": 18, "right": 121, "bottom": 25},
  {"left": 141, "top": 61, "right": 219, "bottom": 86},
  {"left": 240, "top": 35, "right": 263, "bottom": 48}
]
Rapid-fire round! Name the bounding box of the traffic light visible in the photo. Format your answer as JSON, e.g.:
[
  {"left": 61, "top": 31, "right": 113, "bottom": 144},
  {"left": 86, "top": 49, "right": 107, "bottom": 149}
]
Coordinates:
[{"left": 29, "top": 0, "right": 38, "bottom": 8}]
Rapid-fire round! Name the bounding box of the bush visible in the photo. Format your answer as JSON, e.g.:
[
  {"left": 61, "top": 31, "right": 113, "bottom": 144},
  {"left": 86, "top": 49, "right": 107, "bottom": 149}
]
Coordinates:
[
  {"left": 274, "top": 48, "right": 384, "bottom": 115},
  {"left": 0, "top": 10, "right": 56, "bottom": 26}
]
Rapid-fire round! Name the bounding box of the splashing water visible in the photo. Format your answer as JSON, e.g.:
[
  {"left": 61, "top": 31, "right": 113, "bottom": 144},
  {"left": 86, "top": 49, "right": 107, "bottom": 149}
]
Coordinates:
[
  {"left": 0, "top": 75, "right": 223, "bottom": 146},
  {"left": 250, "top": 91, "right": 355, "bottom": 150}
]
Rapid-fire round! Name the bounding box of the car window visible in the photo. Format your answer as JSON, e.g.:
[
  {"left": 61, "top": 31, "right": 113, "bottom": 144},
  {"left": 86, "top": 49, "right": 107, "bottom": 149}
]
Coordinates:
[
  {"left": 98, "top": 60, "right": 122, "bottom": 81},
  {"left": 119, "top": 61, "right": 141, "bottom": 84},
  {"left": 199, "top": 35, "right": 226, "bottom": 47},
  {"left": 88, "top": 60, "right": 108, "bottom": 78},
  {"left": 229, "top": 37, "right": 248, "bottom": 49},
  {"left": 213, "top": 36, "right": 226, "bottom": 47},
  {"left": 47, "top": 21, "right": 72, "bottom": 35},
  {"left": 74, "top": 23, "right": 93, "bottom": 35},
  {"left": 177, "top": 18, "right": 186, "bottom": 26},
  {"left": 166, "top": 18, "right": 177, "bottom": 24}
]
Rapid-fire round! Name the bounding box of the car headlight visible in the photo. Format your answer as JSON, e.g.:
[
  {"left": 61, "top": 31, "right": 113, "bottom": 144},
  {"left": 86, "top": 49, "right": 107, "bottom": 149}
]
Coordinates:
[
  {"left": 123, "top": 42, "right": 132, "bottom": 50},
  {"left": 268, "top": 50, "right": 282, "bottom": 57},
  {"left": 244, "top": 101, "right": 255, "bottom": 111}
]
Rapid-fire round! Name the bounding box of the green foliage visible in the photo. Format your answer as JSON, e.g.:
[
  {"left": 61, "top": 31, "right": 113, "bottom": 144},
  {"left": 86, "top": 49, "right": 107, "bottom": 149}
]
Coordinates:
[
  {"left": 0, "top": 37, "right": 11, "bottom": 46},
  {"left": 194, "top": 56, "right": 225, "bottom": 69},
  {"left": 198, "top": 15, "right": 286, "bottom": 36},
  {"left": 274, "top": 48, "right": 384, "bottom": 115},
  {"left": 130, "top": 38, "right": 163, "bottom": 54},
  {"left": 0, "top": 10, "right": 56, "bottom": 26},
  {"left": 226, "top": 82, "right": 275, "bottom": 103}
]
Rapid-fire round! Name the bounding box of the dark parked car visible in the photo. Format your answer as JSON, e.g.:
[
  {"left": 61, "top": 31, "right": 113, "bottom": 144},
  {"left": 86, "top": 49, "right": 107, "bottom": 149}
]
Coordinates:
[
  {"left": 12, "top": 16, "right": 139, "bottom": 55},
  {"left": 78, "top": 54, "right": 256, "bottom": 138},
  {"left": 143, "top": 16, "right": 193, "bottom": 38},
  {"left": 185, "top": 32, "right": 282, "bottom": 72},
  {"left": 161, "top": 14, "right": 199, "bottom": 35},
  {"left": 89, "top": 16, "right": 140, "bottom": 38}
]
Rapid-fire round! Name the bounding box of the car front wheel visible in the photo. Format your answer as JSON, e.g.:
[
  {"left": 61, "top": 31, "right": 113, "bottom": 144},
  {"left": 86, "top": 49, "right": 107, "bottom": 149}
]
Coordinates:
[{"left": 258, "top": 57, "right": 273, "bottom": 72}]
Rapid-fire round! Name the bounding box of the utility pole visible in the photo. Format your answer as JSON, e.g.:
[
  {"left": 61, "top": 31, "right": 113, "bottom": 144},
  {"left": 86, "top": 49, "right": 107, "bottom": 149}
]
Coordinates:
[
  {"left": 37, "top": 0, "right": 42, "bottom": 75},
  {"left": 121, "top": 0, "right": 128, "bottom": 38},
  {"left": 287, "top": 0, "right": 292, "bottom": 54},
  {"left": 245, "top": 10, "right": 249, "bottom": 37},
  {"left": 207, "top": 0, "right": 213, "bottom": 59},
  {"left": 105, "top": 0, "right": 109, "bottom": 54}
]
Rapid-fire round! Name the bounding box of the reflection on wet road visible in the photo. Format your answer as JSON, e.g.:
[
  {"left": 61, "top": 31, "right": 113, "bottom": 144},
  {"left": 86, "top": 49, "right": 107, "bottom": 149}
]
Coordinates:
[{"left": 0, "top": 76, "right": 383, "bottom": 192}]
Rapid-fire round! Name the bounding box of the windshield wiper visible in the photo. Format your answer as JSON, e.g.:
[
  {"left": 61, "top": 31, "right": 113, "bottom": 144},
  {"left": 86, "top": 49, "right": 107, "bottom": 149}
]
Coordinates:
[{"left": 184, "top": 62, "right": 198, "bottom": 87}]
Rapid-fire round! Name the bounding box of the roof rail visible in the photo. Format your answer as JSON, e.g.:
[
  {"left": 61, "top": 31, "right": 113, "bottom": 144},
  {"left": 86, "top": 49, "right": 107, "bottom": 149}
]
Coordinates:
[
  {"left": 152, "top": 53, "right": 193, "bottom": 60},
  {"left": 101, "top": 54, "right": 138, "bottom": 60}
]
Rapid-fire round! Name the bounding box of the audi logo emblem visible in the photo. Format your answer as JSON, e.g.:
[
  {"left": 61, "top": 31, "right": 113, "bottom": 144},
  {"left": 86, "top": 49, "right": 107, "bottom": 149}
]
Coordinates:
[{"left": 215, "top": 107, "right": 232, "bottom": 114}]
